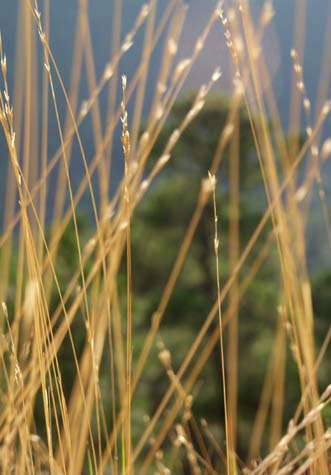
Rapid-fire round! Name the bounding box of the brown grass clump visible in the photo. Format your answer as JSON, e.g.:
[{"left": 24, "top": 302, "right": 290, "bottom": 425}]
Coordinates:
[{"left": 0, "top": 1, "right": 331, "bottom": 474}]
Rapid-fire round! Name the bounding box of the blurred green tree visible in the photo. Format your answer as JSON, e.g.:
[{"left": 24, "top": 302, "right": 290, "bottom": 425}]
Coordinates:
[{"left": 130, "top": 94, "right": 285, "bottom": 457}]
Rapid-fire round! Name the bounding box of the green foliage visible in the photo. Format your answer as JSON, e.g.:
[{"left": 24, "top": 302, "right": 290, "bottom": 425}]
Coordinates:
[
  {"left": 130, "top": 95, "right": 283, "bottom": 457},
  {"left": 312, "top": 271, "right": 331, "bottom": 390},
  {"left": 5, "top": 95, "right": 328, "bottom": 463},
  {"left": 149, "top": 94, "right": 263, "bottom": 192}
]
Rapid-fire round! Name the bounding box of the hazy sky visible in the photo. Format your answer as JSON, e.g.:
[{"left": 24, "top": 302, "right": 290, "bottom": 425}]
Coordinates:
[
  {"left": 0, "top": 1, "right": 329, "bottom": 134},
  {"left": 0, "top": 0, "right": 331, "bottom": 228}
]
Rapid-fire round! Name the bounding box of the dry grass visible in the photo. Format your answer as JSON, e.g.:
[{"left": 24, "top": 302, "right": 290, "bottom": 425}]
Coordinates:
[{"left": 0, "top": 0, "right": 331, "bottom": 474}]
